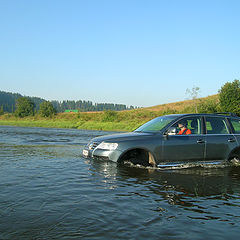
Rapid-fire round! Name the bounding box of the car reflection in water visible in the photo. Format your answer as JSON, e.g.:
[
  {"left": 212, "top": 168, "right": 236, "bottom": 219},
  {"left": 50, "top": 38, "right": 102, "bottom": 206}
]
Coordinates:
[{"left": 87, "top": 158, "right": 240, "bottom": 209}]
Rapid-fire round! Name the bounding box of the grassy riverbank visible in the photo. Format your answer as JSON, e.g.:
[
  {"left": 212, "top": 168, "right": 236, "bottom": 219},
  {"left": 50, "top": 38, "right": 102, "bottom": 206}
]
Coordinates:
[
  {"left": 0, "top": 108, "right": 171, "bottom": 131},
  {"left": 0, "top": 111, "right": 147, "bottom": 131},
  {"left": 0, "top": 95, "right": 219, "bottom": 131}
]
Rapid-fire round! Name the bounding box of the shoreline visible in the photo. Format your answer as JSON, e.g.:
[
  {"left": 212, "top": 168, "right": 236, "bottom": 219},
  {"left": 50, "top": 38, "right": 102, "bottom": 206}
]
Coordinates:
[
  {"left": 0, "top": 111, "right": 153, "bottom": 132},
  {"left": 0, "top": 119, "right": 142, "bottom": 132}
]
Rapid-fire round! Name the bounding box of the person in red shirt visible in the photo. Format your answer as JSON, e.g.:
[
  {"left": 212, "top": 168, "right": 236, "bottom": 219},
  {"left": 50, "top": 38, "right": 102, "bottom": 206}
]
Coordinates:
[{"left": 177, "top": 121, "right": 192, "bottom": 135}]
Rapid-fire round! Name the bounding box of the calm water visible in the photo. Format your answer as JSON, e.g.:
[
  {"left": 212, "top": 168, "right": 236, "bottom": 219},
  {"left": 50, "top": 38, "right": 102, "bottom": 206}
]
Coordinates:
[{"left": 0, "top": 126, "right": 240, "bottom": 240}]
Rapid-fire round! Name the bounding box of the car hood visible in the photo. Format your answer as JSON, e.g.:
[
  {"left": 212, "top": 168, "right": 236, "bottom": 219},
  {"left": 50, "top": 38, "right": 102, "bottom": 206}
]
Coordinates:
[{"left": 91, "top": 132, "right": 155, "bottom": 143}]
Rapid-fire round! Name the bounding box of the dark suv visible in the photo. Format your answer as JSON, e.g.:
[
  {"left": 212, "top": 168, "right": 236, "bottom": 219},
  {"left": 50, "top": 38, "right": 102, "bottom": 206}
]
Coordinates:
[{"left": 83, "top": 113, "right": 240, "bottom": 168}]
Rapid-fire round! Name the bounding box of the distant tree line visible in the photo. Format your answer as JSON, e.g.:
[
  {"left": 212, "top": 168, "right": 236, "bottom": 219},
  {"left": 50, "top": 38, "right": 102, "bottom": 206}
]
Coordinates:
[
  {"left": 51, "top": 100, "right": 135, "bottom": 112},
  {"left": 0, "top": 91, "right": 22, "bottom": 113},
  {"left": 0, "top": 91, "right": 45, "bottom": 113},
  {"left": 0, "top": 91, "right": 137, "bottom": 113}
]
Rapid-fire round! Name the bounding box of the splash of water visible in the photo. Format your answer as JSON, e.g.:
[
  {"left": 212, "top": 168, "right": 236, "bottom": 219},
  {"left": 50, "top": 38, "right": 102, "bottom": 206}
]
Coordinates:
[{"left": 123, "top": 158, "right": 240, "bottom": 170}]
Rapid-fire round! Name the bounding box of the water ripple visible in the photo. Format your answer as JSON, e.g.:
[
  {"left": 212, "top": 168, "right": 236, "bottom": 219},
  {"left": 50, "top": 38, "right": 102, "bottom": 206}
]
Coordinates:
[{"left": 1, "top": 126, "right": 240, "bottom": 239}]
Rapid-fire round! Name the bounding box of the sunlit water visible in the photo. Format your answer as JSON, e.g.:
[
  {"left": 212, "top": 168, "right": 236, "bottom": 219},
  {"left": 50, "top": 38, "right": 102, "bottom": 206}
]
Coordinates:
[{"left": 0, "top": 126, "right": 240, "bottom": 239}]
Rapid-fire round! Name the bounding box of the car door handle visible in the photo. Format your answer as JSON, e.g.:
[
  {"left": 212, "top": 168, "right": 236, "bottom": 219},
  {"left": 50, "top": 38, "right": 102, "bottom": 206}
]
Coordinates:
[
  {"left": 197, "top": 139, "right": 205, "bottom": 144},
  {"left": 228, "top": 138, "right": 236, "bottom": 143}
]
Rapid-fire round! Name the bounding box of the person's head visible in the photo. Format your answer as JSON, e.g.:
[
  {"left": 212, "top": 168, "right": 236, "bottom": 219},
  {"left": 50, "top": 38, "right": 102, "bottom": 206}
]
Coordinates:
[{"left": 178, "top": 120, "right": 187, "bottom": 129}]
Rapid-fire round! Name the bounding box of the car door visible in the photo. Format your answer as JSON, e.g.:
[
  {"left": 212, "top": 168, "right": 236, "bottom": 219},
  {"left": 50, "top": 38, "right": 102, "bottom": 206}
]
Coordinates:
[
  {"left": 162, "top": 116, "right": 206, "bottom": 162},
  {"left": 204, "top": 116, "right": 238, "bottom": 161}
]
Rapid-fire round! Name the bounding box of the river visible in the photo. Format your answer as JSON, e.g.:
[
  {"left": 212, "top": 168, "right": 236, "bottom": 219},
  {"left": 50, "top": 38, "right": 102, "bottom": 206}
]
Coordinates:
[{"left": 0, "top": 126, "right": 240, "bottom": 239}]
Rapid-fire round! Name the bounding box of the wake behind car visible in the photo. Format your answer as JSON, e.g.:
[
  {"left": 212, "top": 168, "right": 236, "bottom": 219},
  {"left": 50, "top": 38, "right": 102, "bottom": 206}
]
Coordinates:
[{"left": 82, "top": 113, "right": 240, "bottom": 168}]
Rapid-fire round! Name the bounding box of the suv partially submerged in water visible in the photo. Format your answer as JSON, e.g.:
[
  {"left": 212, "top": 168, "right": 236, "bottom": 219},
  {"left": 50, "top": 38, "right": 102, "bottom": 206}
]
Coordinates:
[{"left": 83, "top": 113, "right": 240, "bottom": 168}]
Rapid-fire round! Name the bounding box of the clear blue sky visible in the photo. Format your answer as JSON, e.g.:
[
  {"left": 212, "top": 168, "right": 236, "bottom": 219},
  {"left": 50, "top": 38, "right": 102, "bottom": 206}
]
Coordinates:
[{"left": 0, "top": 0, "right": 239, "bottom": 107}]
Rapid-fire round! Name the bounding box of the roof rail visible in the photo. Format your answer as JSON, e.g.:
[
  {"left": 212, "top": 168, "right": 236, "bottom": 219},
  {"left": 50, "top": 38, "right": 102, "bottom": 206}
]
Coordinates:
[{"left": 215, "top": 112, "right": 238, "bottom": 117}]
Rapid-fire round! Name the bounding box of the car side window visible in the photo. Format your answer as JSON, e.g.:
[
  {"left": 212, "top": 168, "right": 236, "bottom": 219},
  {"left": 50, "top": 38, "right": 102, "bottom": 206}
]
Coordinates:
[
  {"left": 205, "top": 117, "right": 229, "bottom": 134},
  {"left": 169, "top": 117, "right": 201, "bottom": 135},
  {"left": 229, "top": 119, "right": 240, "bottom": 134}
]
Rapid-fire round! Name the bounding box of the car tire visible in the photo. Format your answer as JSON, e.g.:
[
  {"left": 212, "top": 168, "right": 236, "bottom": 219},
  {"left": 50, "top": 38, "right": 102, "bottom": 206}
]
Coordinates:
[
  {"left": 229, "top": 153, "right": 240, "bottom": 165},
  {"left": 128, "top": 152, "right": 156, "bottom": 167}
]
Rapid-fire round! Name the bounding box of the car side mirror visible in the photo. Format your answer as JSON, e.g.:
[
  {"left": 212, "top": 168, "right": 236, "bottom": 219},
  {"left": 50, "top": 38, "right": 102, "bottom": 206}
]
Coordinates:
[{"left": 166, "top": 127, "right": 178, "bottom": 136}]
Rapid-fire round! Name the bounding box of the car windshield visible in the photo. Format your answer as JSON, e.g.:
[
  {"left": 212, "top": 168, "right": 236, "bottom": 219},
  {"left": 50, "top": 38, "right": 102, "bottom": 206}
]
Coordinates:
[{"left": 134, "top": 115, "right": 178, "bottom": 133}]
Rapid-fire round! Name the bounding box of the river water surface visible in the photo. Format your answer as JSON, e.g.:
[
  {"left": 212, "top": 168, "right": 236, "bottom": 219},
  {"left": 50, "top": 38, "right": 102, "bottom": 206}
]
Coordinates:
[{"left": 0, "top": 126, "right": 240, "bottom": 239}]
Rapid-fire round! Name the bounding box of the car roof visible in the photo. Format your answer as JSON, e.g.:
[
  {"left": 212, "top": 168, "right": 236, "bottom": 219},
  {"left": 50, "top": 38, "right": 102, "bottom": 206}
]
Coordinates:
[{"left": 166, "top": 113, "right": 240, "bottom": 118}]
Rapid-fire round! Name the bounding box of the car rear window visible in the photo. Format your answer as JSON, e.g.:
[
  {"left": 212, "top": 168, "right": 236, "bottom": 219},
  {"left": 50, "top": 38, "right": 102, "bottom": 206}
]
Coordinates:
[
  {"left": 205, "top": 117, "right": 229, "bottom": 134},
  {"left": 229, "top": 119, "right": 240, "bottom": 134}
]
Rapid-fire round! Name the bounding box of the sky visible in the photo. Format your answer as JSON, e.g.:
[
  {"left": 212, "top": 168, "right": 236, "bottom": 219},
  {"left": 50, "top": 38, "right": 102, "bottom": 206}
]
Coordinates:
[{"left": 0, "top": 0, "right": 240, "bottom": 107}]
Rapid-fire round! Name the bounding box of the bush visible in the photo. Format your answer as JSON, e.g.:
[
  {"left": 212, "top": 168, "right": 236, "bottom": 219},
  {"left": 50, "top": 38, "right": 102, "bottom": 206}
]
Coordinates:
[
  {"left": 39, "top": 101, "right": 56, "bottom": 117},
  {"left": 102, "top": 110, "right": 118, "bottom": 122},
  {"left": 219, "top": 80, "right": 240, "bottom": 115},
  {"left": 198, "top": 99, "right": 220, "bottom": 113},
  {"left": 162, "top": 108, "right": 177, "bottom": 115},
  {"left": 15, "top": 97, "right": 35, "bottom": 118}
]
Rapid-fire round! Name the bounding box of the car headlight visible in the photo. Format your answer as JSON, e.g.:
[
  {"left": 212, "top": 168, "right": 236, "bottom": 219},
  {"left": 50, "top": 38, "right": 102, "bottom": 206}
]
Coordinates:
[{"left": 96, "top": 142, "right": 118, "bottom": 150}]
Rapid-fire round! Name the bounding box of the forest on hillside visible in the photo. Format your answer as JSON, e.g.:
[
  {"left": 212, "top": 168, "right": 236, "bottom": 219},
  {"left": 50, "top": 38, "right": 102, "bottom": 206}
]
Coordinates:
[{"left": 0, "top": 91, "right": 137, "bottom": 113}]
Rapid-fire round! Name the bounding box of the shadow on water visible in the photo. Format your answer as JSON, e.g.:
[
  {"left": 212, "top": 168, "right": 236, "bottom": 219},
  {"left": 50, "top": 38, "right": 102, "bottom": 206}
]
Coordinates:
[
  {"left": 86, "top": 160, "right": 240, "bottom": 236},
  {"left": 90, "top": 159, "right": 240, "bottom": 199}
]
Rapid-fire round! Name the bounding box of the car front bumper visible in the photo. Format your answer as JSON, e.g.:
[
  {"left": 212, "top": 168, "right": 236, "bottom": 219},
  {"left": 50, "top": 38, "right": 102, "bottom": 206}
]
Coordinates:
[{"left": 82, "top": 147, "right": 123, "bottom": 162}]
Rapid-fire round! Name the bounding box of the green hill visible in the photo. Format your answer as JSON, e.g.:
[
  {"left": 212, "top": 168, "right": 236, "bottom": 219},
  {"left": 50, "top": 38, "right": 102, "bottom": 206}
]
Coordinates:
[
  {"left": 144, "top": 94, "right": 219, "bottom": 113},
  {"left": 0, "top": 94, "right": 220, "bottom": 131}
]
